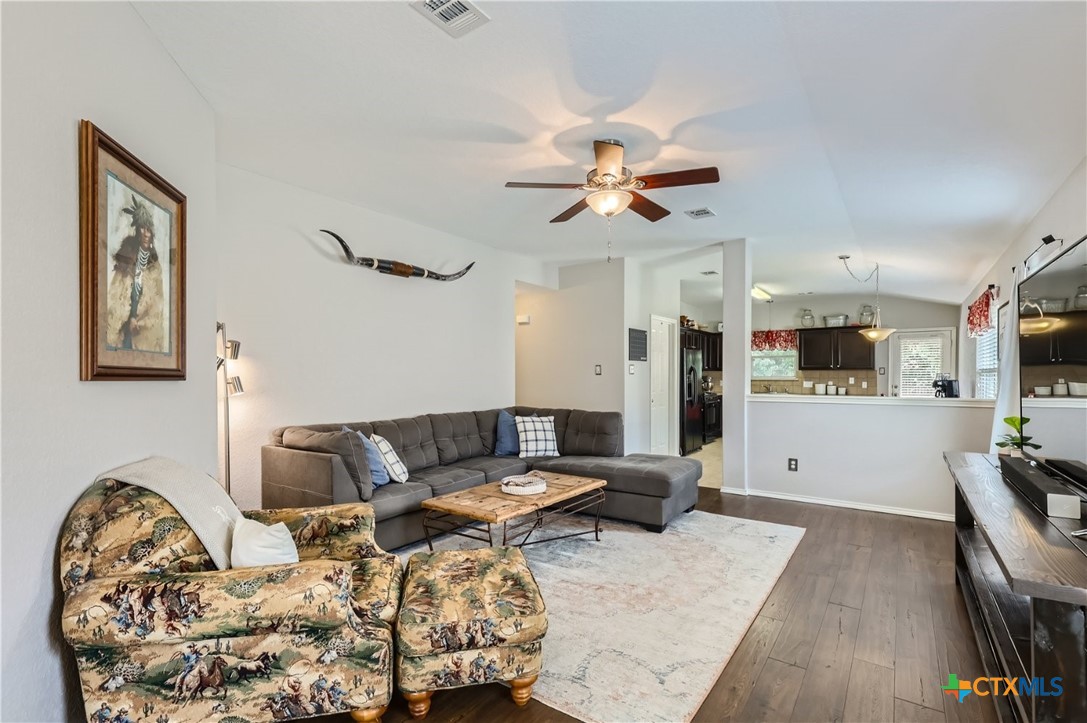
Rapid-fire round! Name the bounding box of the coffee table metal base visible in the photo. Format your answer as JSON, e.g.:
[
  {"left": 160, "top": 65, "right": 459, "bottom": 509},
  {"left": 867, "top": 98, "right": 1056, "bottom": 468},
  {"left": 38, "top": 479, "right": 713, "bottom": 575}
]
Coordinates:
[{"left": 422, "top": 490, "right": 605, "bottom": 550}]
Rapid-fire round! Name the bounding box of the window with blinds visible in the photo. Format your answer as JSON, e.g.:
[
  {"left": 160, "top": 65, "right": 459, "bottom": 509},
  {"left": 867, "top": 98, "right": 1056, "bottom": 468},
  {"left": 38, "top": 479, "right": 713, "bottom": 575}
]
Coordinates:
[
  {"left": 975, "top": 328, "right": 998, "bottom": 399},
  {"left": 892, "top": 330, "right": 955, "bottom": 398}
]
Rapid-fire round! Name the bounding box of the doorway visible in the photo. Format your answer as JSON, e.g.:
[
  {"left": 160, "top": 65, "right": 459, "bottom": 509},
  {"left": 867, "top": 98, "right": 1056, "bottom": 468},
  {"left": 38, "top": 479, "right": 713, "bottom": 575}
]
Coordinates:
[{"left": 650, "top": 315, "right": 678, "bottom": 455}]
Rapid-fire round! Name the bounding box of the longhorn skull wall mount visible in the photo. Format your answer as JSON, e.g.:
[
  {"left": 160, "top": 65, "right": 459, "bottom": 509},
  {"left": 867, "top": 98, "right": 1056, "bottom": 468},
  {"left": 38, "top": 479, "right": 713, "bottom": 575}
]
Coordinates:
[{"left": 320, "top": 229, "right": 475, "bottom": 282}]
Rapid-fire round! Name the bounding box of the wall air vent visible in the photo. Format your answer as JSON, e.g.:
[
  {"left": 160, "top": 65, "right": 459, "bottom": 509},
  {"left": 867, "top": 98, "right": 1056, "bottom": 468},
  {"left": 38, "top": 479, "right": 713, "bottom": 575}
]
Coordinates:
[
  {"left": 684, "top": 207, "right": 716, "bottom": 220},
  {"left": 700, "top": 270, "right": 719, "bottom": 276},
  {"left": 412, "top": 0, "right": 490, "bottom": 38}
]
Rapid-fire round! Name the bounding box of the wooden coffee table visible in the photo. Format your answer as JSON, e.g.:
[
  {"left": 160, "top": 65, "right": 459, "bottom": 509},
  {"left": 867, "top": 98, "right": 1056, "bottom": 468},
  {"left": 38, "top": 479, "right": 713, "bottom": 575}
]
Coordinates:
[{"left": 420, "top": 471, "right": 606, "bottom": 549}]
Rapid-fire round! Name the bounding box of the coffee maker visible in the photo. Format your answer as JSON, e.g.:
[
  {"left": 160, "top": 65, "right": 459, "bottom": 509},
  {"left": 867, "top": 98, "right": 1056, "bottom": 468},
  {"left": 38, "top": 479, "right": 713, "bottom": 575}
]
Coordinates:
[{"left": 933, "top": 375, "right": 960, "bottom": 398}]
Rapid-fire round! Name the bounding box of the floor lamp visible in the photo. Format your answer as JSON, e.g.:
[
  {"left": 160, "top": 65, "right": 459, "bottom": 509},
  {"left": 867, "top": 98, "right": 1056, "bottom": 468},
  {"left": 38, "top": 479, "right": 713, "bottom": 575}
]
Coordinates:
[{"left": 216, "top": 321, "right": 243, "bottom": 496}]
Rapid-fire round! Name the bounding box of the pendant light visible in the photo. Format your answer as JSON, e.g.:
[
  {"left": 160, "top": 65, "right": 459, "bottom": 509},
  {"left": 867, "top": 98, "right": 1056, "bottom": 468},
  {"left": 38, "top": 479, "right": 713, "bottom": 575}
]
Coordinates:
[{"left": 839, "top": 255, "right": 896, "bottom": 343}]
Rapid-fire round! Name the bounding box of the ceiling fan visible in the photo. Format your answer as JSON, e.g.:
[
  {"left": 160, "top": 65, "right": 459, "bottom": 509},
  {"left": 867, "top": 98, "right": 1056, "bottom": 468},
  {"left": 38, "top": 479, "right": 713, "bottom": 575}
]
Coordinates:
[{"left": 505, "top": 139, "right": 720, "bottom": 223}]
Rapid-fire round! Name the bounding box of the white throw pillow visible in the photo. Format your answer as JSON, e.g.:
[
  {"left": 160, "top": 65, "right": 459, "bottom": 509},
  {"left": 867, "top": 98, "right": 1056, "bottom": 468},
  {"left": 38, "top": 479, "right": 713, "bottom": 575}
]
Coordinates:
[
  {"left": 371, "top": 434, "right": 409, "bottom": 482},
  {"left": 231, "top": 518, "right": 299, "bottom": 569},
  {"left": 516, "top": 415, "right": 559, "bottom": 458}
]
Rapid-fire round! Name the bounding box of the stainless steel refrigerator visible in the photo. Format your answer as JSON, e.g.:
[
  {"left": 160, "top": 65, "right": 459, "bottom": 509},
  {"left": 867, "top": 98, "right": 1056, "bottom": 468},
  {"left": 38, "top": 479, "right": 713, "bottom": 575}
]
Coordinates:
[{"left": 680, "top": 348, "right": 704, "bottom": 455}]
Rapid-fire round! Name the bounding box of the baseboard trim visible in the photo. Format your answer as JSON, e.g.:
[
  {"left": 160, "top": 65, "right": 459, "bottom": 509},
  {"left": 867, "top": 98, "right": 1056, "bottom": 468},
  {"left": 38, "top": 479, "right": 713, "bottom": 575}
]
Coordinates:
[
  {"left": 714, "top": 486, "right": 953, "bottom": 522},
  {"left": 746, "top": 488, "right": 954, "bottom": 522}
]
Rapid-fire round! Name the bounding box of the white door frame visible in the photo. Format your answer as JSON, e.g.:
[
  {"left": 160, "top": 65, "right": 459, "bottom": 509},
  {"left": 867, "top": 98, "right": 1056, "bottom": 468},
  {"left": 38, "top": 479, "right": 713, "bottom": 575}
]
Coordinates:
[{"left": 650, "top": 315, "right": 679, "bottom": 455}]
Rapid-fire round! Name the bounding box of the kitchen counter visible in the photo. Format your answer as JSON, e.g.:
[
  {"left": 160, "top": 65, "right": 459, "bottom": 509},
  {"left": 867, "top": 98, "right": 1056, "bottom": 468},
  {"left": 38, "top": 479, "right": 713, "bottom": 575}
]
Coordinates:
[{"left": 747, "top": 394, "right": 995, "bottom": 408}]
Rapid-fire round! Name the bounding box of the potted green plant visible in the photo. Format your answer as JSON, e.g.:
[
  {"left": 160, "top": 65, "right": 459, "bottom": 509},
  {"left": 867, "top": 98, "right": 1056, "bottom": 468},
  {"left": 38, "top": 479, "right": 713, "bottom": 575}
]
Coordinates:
[{"left": 995, "top": 416, "right": 1041, "bottom": 456}]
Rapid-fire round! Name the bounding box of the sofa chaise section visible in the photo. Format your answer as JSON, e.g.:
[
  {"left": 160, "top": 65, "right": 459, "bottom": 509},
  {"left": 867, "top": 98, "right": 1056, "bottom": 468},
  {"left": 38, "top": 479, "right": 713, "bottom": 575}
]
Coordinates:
[{"left": 263, "top": 407, "right": 701, "bottom": 550}]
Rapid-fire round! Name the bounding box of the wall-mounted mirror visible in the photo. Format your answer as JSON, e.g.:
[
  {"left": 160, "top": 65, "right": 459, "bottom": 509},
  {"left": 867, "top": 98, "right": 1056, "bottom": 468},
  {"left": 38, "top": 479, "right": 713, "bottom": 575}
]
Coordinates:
[{"left": 1018, "top": 236, "right": 1087, "bottom": 462}]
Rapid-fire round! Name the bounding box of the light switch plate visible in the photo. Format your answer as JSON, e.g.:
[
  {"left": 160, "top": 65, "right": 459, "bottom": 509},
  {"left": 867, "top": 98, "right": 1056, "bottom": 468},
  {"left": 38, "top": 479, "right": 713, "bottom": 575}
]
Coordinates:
[
  {"left": 594, "top": 365, "right": 602, "bottom": 375},
  {"left": 629, "top": 364, "right": 635, "bottom": 375}
]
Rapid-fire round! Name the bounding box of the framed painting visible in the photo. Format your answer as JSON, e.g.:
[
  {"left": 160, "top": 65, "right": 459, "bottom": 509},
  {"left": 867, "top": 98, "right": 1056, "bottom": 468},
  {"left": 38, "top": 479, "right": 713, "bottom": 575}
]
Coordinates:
[
  {"left": 997, "top": 301, "right": 1010, "bottom": 361},
  {"left": 80, "top": 120, "right": 186, "bottom": 380}
]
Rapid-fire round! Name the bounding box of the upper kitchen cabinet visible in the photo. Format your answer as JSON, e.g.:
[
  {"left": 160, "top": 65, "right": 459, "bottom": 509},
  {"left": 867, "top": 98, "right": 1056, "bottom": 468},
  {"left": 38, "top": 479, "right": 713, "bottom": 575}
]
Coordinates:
[
  {"left": 1021, "top": 310, "right": 1087, "bottom": 364},
  {"left": 798, "top": 328, "right": 875, "bottom": 370}
]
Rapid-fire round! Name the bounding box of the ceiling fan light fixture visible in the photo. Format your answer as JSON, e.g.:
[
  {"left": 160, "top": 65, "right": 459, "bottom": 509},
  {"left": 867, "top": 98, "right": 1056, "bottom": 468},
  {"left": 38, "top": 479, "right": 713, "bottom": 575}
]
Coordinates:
[{"left": 586, "top": 189, "right": 633, "bottom": 218}]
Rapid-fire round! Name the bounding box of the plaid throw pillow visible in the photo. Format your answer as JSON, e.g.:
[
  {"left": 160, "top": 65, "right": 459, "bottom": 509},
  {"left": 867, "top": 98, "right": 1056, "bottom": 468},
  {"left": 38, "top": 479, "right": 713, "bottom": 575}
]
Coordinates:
[
  {"left": 515, "top": 415, "right": 559, "bottom": 458},
  {"left": 371, "top": 434, "right": 409, "bottom": 482}
]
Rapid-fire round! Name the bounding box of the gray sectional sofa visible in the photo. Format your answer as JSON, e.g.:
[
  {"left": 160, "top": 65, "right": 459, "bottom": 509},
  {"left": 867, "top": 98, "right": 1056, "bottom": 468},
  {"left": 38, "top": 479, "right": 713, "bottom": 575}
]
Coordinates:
[{"left": 262, "top": 407, "right": 702, "bottom": 551}]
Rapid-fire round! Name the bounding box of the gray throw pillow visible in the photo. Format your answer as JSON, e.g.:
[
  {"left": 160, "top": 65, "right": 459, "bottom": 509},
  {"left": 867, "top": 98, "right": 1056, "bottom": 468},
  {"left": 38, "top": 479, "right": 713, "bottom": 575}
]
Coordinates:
[{"left": 281, "top": 428, "right": 374, "bottom": 500}]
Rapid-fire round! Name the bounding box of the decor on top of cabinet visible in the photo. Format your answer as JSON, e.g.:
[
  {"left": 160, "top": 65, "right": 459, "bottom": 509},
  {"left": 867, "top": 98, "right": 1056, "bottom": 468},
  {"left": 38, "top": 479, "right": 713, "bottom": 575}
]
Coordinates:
[
  {"left": 858, "top": 304, "right": 875, "bottom": 325},
  {"left": 320, "top": 229, "right": 475, "bottom": 281},
  {"left": 800, "top": 309, "right": 815, "bottom": 328},
  {"left": 79, "top": 121, "right": 187, "bottom": 381},
  {"left": 838, "top": 254, "right": 896, "bottom": 342}
]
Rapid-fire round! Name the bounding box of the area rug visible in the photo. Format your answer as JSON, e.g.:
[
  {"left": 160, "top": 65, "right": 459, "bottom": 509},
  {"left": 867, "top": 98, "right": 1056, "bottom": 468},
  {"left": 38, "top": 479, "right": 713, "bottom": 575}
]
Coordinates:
[{"left": 397, "top": 511, "right": 805, "bottom": 723}]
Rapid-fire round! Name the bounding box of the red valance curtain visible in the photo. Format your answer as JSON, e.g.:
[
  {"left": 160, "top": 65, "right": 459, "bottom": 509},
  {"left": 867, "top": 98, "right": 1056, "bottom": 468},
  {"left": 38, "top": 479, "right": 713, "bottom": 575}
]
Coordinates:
[
  {"left": 968, "top": 288, "right": 994, "bottom": 338},
  {"left": 751, "top": 329, "right": 798, "bottom": 351}
]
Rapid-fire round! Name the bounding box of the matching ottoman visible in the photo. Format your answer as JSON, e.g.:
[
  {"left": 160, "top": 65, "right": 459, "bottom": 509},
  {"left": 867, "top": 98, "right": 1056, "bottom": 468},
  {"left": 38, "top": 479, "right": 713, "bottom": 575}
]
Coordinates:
[{"left": 396, "top": 547, "right": 547, "bottom": 719}]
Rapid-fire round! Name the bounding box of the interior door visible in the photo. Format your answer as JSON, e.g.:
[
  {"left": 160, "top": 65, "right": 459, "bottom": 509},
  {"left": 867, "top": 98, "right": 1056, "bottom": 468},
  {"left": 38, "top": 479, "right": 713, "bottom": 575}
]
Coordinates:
[{"left": 650, "top": 316, "right": 675, "bottom": 455}]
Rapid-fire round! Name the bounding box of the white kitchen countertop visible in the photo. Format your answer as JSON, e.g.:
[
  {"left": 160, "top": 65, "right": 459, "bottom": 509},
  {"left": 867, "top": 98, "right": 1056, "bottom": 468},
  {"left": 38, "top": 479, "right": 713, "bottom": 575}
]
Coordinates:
[{"left": 746, "top": 394, "right": 1087, "bottom": 409}]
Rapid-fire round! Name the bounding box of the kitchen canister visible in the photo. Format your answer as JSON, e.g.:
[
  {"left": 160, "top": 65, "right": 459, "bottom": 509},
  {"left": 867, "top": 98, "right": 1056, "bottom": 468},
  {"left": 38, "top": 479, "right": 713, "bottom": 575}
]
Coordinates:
[
  {"left": 827, "top": 383, "right": 837, "bottom": 395},
  {"left": 814, "top": 383, "right": 827, "bottom": 395},
  {"left": 837, "top": 387, "right": 848, "bottom": 395}
]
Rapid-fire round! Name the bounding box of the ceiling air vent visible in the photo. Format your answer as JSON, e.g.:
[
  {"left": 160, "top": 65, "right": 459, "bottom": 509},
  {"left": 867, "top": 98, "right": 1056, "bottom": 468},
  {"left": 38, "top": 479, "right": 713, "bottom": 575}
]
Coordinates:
[
  {"left": 684, "top": 207, "right": 716, "bottom": 220},
  {"left": 412, "top": 0, "right": 490, "bottom": 38}
]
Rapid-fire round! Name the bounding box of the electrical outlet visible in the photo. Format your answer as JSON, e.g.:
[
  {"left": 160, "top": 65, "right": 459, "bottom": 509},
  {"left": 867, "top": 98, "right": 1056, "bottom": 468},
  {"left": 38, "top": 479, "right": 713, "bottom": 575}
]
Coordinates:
[
  {"left": 862, "top": 381, "right": 868, "bottom": 389},
  {"left": 788, "top": 458, "right": 798, "bottom": 472},
  {"left": 594, "top": 365, "right": 602, "bottom": 375},
  {"left": 848, "top": 377, "right": 855, "bottom": 385}
]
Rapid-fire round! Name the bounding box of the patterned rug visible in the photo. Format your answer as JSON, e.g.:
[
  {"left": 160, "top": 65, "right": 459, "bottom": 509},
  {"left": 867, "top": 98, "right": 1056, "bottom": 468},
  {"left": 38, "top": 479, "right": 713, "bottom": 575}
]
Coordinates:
[{"left": 398, "top": 510, "right": 804, "bottom": 723}]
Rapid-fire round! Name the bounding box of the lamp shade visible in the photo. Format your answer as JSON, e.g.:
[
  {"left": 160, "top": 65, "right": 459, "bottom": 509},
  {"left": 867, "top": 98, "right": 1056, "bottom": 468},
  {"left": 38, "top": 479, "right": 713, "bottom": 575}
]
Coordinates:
[
  {"left": 586, "top": 189, "right": 633, "bottom": 217},
  {"left": 226, "top": 376, "right": 245, "bottom": 396},
  {"left": 859, "top": 326, "right": 896, "bottom": 342}
]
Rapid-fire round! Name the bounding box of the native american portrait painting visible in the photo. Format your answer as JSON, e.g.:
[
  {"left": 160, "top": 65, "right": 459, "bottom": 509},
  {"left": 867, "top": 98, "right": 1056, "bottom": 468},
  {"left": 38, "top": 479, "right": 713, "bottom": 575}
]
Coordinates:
[{"left": 80, "top": 121, "right": 186, "bottom": 380}]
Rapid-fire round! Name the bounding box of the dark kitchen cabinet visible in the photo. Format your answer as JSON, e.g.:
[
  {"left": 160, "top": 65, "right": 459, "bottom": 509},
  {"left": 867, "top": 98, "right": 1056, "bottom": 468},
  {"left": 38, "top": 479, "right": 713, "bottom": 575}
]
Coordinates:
[
  {"left": 798, "top": 328, "right": 875, "bottom": 370},
  {"left": 680, "top": 328, "right": 723, "bottom": 370},
  {"left": 798, "top": 329, "right": 835, "bottom": 369},
  {"left": 1021, "top": 310, "right": 1087, "bottom": 364}
]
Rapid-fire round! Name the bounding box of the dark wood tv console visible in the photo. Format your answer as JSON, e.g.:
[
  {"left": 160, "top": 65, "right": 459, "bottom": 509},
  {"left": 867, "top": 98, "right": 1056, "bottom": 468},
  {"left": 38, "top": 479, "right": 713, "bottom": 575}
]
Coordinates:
[{"left": 945, "top": 452, "right": 1087, "bottom": 722}]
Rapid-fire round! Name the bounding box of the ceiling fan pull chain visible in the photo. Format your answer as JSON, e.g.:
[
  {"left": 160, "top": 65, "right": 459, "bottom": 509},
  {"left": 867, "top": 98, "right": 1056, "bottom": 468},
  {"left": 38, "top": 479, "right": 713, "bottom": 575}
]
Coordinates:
[{"left": 607, "top": 216, "right": 613, "bottom": 263}]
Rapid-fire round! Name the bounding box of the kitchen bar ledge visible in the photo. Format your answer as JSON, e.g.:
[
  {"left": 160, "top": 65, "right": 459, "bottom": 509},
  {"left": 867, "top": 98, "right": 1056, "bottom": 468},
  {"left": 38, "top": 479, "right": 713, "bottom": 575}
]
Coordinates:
[{"left": 747, "top": 394, "right": 996, "bottom": 408}]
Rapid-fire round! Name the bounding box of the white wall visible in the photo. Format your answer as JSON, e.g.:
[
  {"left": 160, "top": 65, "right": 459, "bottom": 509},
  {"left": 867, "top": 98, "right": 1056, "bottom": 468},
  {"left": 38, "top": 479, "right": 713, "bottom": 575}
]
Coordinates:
[
  {"left": 0, "top": 4, "right": 218, "bottom": 720},
  {"left": 679, "top": 299, "right": 722, "bottom": 327},
  {"left": 219, "top": 165, "right": 552, "bottom": 509},
  {"left": 515, "top": 259, "right": 625, "bottom": 415},
  {"left": 745, "top": 398, "right": 994, "bottom": 518},
  {"left": 958, "top": 159, "right": 1087, "bottom": 394},
  {"left": 623, "top": 258, "right": 652, "bottom": 454},
  {"left": 1021, "top": 400, "right": 1087, "bottom": 461},
  {"left": 751, "top": 292, "right": 960, "bottom": 331}
]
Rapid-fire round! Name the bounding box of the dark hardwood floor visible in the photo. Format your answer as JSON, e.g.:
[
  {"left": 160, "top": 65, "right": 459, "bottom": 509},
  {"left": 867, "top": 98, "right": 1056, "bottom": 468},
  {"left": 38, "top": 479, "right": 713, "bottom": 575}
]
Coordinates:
[{"left": 334, "top": 488, "right": 998, "bottom": 723}]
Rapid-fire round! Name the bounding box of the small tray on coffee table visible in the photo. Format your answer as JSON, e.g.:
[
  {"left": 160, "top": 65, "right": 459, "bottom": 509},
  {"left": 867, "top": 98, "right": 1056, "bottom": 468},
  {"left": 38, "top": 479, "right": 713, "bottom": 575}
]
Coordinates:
[{"left": 420, "top": 471, "right": 606, "bottom": 549}]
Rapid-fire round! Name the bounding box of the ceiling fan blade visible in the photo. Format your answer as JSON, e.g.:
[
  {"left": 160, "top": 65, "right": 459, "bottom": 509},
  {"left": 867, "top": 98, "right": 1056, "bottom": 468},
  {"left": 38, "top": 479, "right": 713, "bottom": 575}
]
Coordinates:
[
  {"left": 550, "top": 198, "right": 589, "bottom": 223},
  {"left": 593, "top": 140, "right": 625, "bottom": 179},
  {"left": 628, "top": 191, "right": 671, "bottom": 222},
  {"left": 637, "top": 167, "right": 720, "bottom": 189},
  {"left": 505, "top": 181, "right": 585, "bottom": 189}
]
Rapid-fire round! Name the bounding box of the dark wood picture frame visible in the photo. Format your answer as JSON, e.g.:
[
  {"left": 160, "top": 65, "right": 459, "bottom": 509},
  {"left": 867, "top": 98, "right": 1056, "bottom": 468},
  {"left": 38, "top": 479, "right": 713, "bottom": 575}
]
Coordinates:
[{"left": 80, "top": 120, "right": 186, "bottom": 380}]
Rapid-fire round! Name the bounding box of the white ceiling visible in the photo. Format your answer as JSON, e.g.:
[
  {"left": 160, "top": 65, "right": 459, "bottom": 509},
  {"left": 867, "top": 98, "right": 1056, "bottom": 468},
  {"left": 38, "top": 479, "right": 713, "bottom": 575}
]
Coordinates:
[{"left": 134, "top": 1, "right": 1086, "bottom": 303}]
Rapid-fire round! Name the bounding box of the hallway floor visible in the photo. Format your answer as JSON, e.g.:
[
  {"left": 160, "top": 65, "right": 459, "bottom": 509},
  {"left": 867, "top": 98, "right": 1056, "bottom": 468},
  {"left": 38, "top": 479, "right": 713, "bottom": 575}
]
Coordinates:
[{"left": 689, "top": 437, "right": 723, "bottom": 488}]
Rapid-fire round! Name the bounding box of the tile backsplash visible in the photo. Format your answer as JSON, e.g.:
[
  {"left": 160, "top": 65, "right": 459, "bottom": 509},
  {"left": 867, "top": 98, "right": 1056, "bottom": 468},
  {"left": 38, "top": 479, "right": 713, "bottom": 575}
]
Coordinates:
[
  {"left": 1021, "top": 364, "right": 1087, "bottom": 396},
  {"left": 750, "top": 369, "right": 878, "bottom": 396}
]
